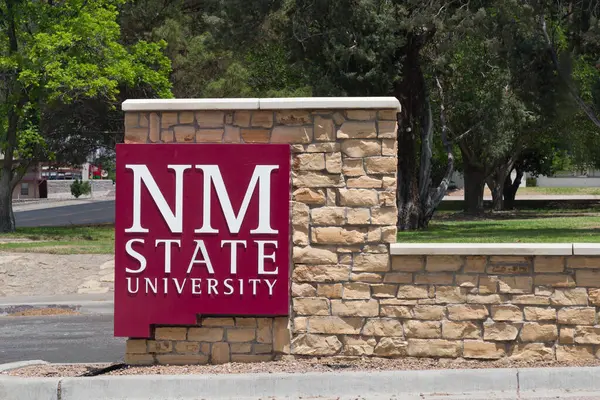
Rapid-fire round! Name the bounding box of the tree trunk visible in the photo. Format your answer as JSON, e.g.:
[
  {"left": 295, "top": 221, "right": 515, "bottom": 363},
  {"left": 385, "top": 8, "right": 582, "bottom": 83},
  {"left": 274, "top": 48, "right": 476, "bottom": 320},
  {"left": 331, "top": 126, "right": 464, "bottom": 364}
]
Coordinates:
[
  {"left": 503, "top": 168, "right": 524, "bottom": 210},
  {"left": 395, "top": 35, "right": 427, "bottom": 230},
  {"left": 463, "top": 164, "right": 485, "bottom": 214},
  {"left": 487, "top": 175, "right": 505, "bottom": 211}
]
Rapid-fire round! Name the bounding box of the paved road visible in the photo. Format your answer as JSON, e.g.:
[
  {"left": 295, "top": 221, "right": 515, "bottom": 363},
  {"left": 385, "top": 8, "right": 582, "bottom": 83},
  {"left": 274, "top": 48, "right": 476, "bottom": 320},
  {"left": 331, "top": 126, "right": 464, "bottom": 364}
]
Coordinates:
[
  {"left": 0, "top": 313, "right": 124, "bottom": 363},
  {"left": 15, "top": 200, "right": 115, "bottom": 227}
]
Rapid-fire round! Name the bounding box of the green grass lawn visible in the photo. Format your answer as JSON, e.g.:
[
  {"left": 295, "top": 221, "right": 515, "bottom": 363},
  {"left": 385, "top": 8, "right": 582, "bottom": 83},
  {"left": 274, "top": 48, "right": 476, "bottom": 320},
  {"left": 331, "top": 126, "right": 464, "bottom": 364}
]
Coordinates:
[
  {"left": 0, "top": 225, "right": 114, "bottom": 254},
  {"left": 398, "top": 211, "right": 600, "bottom": 243},
  {"left": 506, "top": 187, "right": 600, "bottom": 196}
]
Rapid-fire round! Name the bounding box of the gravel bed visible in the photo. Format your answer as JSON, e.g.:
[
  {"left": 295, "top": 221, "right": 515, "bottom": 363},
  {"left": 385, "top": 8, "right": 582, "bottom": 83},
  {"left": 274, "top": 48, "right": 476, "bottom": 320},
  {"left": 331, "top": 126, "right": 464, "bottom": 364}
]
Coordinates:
[{"left": 6, "top": 357, "right": 600, "bottom": 377}]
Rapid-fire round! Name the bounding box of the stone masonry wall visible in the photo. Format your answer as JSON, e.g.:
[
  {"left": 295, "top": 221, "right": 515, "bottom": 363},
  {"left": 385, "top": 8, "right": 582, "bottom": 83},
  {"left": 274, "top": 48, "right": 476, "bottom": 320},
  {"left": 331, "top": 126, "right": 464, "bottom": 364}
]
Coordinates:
[{"left": 123, "top": 106, "right": 399, "bottom": 365}]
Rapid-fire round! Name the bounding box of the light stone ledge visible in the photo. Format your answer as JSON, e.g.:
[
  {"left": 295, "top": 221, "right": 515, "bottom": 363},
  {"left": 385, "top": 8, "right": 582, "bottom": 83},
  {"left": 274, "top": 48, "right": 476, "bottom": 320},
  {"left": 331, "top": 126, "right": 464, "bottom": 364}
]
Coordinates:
[
  {"left": 122, "top": 97, "right": 401, "bottom": 112},
  {"left": 391, "top": 243, "right": 577, "bottom": 256},
  {"left": 573, "top": 243, "right": 600, "bottom": 256}
]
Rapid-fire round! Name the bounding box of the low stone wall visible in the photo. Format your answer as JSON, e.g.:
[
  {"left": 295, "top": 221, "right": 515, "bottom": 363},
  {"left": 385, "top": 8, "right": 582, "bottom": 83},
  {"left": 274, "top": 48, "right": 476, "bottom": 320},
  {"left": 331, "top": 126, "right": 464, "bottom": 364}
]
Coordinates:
[{"left": 47, "top": 180, "right": 114, "bottom": 199}]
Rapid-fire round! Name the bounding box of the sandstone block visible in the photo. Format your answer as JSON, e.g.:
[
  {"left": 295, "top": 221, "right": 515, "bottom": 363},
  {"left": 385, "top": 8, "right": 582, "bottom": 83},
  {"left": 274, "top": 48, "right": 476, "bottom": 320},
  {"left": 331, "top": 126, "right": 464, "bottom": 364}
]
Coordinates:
[
  {"left": 293, "top": 171, "right": 345, "bottom": 188},
  {"left": 332, "top": 300, "right": 379, "bottom": 317},
  {"left": 227, "top": 328, "right": 256, "bottom": 342},
  {"left": 351, "top": 272, "right": 383, "bottom": 283},
  {"left": 293, "top": 298, "right": 330, "bottom": 316},
  {"left": 550, "top": 288, "right": 588, "bottom": 306},
  {"left": 378, "top": 110, "right": 398, "bottom": 120},
  {"left": 362, "top": 318, "right": 404, "bottom": 336},
  {"left": 478, "top": 276, "right": 499, "bottom": 294},
  {"left": 291, "top": 334, "right": 342, "bottom": 356},
  {"left": 306, "top": 142, "right": 340, "bottom": 153},
  {"left": 442, "top": 321, "right": 481, "bottom": 339},
  {"left": 339, "top": 189, "right": 379, "bottom": 206},
  {"left": 378, "top": 121, "right": 397, "bottom": 138},
  {"left": 491, "top": 305, "right": 523, "bottom": 322},
  {"left": 353, "top": 253, "right": 390, "bottom": 272},
  {"left": 294, "top": 153, "right": 325, "bottom": 171},
  {"left": 456, "top": 275, "right": 478, "bottom": 288},
  {"left": 414, "top": 273, "right": 454, "bottom": 285},
  {"left": 575, "top": 270, "right": 600, "bottom": 287},
  {"left": 175, "top": 341, "right": 201, "bottom": 354},
  {"left": 257, "top": 318, "right": 273, "bottom": 344},
  {"left": 484, "top": 322, "right": 520, "bottom": 341},
  {"left": 277, "top": 110, "right": 312, "bottom": 125},
  {"left": 233, "top": 111, "right": 251, "bottom": 127},
  {"left": 380, "top": 305, "right": 412, "bottom": 318},
  {"left": 534, "top": 256, "right": 565, "bottom": 272},
  {"left": 557, "top": 307, "right": 596, "bottom": 325},
  {"left": 426, "top": 256, "right": 463, "bottom": 272},
  {"left": 147, "top": 340, "right": 172, "bottom": 353},
  {"left": 125, "top": 112, "right": 139, "bottom": 129},
  {"left": 509, "top": 343, "right": 554, "bottom": 361},
  {"left": 382, "top": 139, "right": 396, "bottom": 156},
  {"left": 202, "top": 318, "right": 235, "bottom": 327},
  {"left": 186, "top": 327, "right": 223, "bottom": 342},
  {"left": 317, "top": 283, "right": 343, "bottom": 298},
  {"left": 125, "top": 353, "right": 154, "bottom": 365},
  {"left": 273, "top": 317, "right": 290, "bottom": 353},
  {"left": 343, "top": 336, "right": 377, "bottom": 356},
  {"left": 556, "top": 345, "right": 595, "bottom": 361},
  {"left": 536, "top": 286, "right": 553, "bottom": 296},
  {"left": 346, "top": 110, "right": 377, "bottom": 120},
  {"left": 292, "top": 283, "right": 317, "bottom": 297},
  {"left": 534, "top": 274, "right": 576, "bottom": 288},
  {"left": 560, "top": 327, "right": 575, "bottom": 344},
  {"left": 436, "top": 287, "right": 467, "bottom": 304},
  {"left": 341, "top": 140, "right": 381, "bottom": 157},
  {"left": 448, "top": 304, "right": 489, "bottom": 321},
  {"left": 161, "top": 112, "right": 178, "bottom": 129},
  {"left": 520, "top": 323, "right": 558, "bottom": 342},
  {"left": 412, "top": 305, "right": 445, "bottom": 320},
  {"left": 464, "top": 256, "right": 487, "bottom": 273},
  {"left": 196, "top": 111, "right": 224, "bottom": 128},
  {"left": 382, "top": 226, "right": 397, "bottom": 243},
  {"left": 326, "top": 152, "right": 342, "bottom": 173},
  {"left": 403, "top": 320, "right": 441, "bottom": 339},
  {"left": 250, "top": 111, "right": 273, "bottom": 128},
  {"left": 155, "top": 327, "right": 187, "bottom": 341},
  {"left": 308, "top": 316, "right": 363, "bottom": 334},
  {"left": 311, "top": 207, "right": 345, "bottom": 226},
  {"left": 342, "top": 158, "right": 366, "bottom": 176},
  {"left": 174, "top": 125, "right": 195, "bottom": 143},
  {"left": 511, "top": 295, "right": 551, "bottom": 305},
  {"left": 374, "top": 337, "right": 408, "bottom": 357},
  {"left": 292, "top": 201, "right": 309, "bottom": 227},
  {"left": 372, "top": 284, "right": 398, "bottom": 298},
  {"left": 177, "top": 111, "right": 193, "bottom": 124},
  {"left": 392, "top": 256, "right": 424, "bottom": 272},
  {"left": 463, "top": 341, "right": 505, "bottom": 360},
  {"left": 230, "top": 343, "right": 252, "bottom": 354},
  {"left": 487, "top": 263, "right": 531, "bottom": 275},
  {"left": 498, "top": 276, "right": 533, "bottom": 294},
  {"left": 338, "top": 121, "right": 377, "bottom": 139},
  {"left": 574, "top": 326, "right": 600, "bottom": 344},
  {"left": 326, "top": 188, "right": 337, "bottom": 206},
  {"left": 397, "top": 285, "right": 429, "bottom": 299},
  {"left": 407, "top": 339, "right": 461, "bottom": 358},
  {"left": 347, "top": 208, "right": 371, "bottom": 225},
  {"left": 125, "top": 127, "right": 148, "bottom": 144},
  {"left": 568, "top": 256, "right": 600, "bottom": 269},
  {"left": 343, "top": 282, "right": 371, "bottom": 299},
  {"left": 293, "top": 265, "right": 349, "bottom": 282},
  {"left": 126, "top": 339, "right": 147, "bottom": 354},
  {"left": 241, "top": 128, "right": 270, "bottom": 143},
  {"left": 272, "top": 126, "right": 312, "bottom": 143},
  {"left": 156, "top": 354, "right": 209, "bottom": 365},
  {"left": 524, "top": 307, "right": 556, "bottom": 321},
  {"left": 365, "top": 157, "right": 396, "bottom": 174},
  {"left": 293, "top": 247, "right": 338, "bottom": 265},
  {"left": 467, "top": 294, "right": 505, "bottom": 304},
  {"left": 196, "top": 129, "right": 224, "bottom": 143},
  {"left": 314, "top": 116, "right": 335, "bottom": 141},
  {"left": 254, "top": 344, "right": 273, "bottom": 354},
  {"left": 293, "top": 188, "right": 326, "bottom": 205},
  {"left": 223, "top": 125, "right": 241, "bottom": 143},
  {"left": 371, "top": 207, "right": 397, "bottom": 225},
  {"left": 347, "top": 176, "right": 382, "bottom": 188},
  {"left": 589, "top": 288, "right": 600, "bottom": 305}
]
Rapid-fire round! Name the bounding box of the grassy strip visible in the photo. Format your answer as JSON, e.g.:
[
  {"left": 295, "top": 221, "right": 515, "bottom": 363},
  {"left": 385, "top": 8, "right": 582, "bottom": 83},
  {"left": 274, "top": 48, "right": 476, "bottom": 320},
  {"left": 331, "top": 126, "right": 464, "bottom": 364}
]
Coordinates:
[
  {"left": 398, "top": 214, "right": 600, "bottom": 243},
  {"left": 0, "top": 225, "right": 114, "bottom": 254}
]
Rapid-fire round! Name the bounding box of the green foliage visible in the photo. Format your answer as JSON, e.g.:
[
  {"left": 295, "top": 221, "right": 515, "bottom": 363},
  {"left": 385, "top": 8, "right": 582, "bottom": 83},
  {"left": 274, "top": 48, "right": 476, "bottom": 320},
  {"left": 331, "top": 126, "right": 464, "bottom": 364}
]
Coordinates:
[{"left": 70, "top": 179, "right": 91, "bottom": 199}]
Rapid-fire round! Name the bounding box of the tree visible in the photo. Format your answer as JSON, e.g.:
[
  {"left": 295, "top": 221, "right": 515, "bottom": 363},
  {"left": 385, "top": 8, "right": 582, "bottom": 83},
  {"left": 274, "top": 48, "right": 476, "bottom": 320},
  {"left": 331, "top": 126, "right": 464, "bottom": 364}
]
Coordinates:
[{"left": 0, "top": 0, "right": 171, "bottom": 232}]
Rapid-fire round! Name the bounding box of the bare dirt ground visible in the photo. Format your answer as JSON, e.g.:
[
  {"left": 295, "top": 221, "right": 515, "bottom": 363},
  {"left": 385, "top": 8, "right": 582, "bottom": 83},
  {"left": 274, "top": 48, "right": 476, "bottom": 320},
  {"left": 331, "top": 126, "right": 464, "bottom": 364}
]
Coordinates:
[
  {"left": 0, "top": 253, "right": 114, "bottom": 297},
  {"left": 6, "top": 357, "right": 600, "bottom": 378}
]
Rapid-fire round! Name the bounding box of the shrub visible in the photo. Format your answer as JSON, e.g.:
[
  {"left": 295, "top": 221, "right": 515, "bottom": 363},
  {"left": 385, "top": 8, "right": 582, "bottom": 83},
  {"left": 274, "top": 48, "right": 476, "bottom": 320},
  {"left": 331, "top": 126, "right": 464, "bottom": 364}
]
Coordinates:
[
  {"left": 71, "top": 179, "right": 92, "bottom": 198},
  {"left": 526, "top": 177, "right": 537, "bottom": 187}
]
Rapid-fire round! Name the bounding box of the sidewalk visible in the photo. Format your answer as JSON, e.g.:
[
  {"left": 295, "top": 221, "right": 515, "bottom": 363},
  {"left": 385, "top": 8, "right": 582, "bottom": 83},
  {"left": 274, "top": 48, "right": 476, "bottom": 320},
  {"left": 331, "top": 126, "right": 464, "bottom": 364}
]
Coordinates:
[{"left": 12, "top": 197, "right": 114, "bottom": 212}]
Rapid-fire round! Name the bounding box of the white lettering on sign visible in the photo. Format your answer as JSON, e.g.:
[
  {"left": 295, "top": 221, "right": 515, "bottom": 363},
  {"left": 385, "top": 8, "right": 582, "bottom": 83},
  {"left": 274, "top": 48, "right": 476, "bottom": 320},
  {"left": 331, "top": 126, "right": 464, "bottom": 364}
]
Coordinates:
[
  {"left": 125, "top": 164, "right": 191, "bottom": 233},
  {"left": 195, "top": 165, "right": 279, "bottom": 235},
  {"left": 221, "top": 240, "right": 247, "bottom": 274}
]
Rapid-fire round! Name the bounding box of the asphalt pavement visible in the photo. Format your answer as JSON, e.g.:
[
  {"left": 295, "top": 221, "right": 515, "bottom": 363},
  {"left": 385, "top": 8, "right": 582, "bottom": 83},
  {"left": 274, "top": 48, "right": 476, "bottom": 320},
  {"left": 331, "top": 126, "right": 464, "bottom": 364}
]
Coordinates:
[{"left": 14, "top": 200, "right": 115, "bottom": 227}]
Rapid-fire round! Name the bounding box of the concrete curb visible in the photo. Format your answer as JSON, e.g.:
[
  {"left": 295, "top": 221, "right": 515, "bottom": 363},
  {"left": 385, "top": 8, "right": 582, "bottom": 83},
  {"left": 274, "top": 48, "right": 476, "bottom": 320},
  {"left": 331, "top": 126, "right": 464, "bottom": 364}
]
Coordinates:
[
  {"left": 0, "top": 360, "right": 48, "bottom": 372},
  {"left": 1, "top": 364, "right": 600, "bottom": 399}
]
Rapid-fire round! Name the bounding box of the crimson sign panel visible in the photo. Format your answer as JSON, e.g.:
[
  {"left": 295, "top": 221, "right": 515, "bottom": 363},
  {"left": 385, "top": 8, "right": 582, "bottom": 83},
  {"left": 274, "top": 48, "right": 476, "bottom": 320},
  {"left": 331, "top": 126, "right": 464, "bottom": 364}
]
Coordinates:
[{"left": 114, "top": 144, "right": 290, "bottom": 338}]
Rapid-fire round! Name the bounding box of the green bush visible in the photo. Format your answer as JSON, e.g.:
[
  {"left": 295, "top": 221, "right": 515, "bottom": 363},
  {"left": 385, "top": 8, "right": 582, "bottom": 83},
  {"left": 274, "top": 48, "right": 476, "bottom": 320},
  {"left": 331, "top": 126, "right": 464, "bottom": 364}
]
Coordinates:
[
  {"left": 71, "top": 179, "right": 92, "bottom": 198},
  {"left": 526, "top": 177, "right": 537, "bottom": 187}
]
